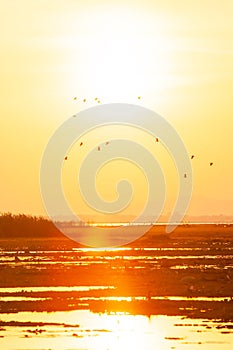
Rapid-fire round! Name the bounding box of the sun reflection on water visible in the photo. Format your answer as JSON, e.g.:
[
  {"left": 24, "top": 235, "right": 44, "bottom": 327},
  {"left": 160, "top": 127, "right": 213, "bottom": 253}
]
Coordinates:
[{"left": 0, "top": 310, "right": 232, "bottom": 350}]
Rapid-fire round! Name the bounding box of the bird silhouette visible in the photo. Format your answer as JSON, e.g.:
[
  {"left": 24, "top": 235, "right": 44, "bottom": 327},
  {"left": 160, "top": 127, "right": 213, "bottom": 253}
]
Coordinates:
[
  {"left": 210, "top": 162, "right": 213, "bottom": 166},
  {"left": 64, "top": 156, "right": 68, "bottom": 160},
  {"left": 191, "top": 155, "right": 194, "bottom": 159},
  {"left": 98, "top": 100, "right": 101, "bottom": 103},
  {"left": 73, "top": 97, "right": 77, "bottom": 100},
  {"left": 155, "top": 138, "right": 159, "bottom": 142},
  {"left": 138, "top": 96, "right": 141, "bottom": 99},
  {"left": 184, "top": 173, "right": 187, "bottom": 178},
  {"left": 94, "top": 97, "right": 98, "bottom": 100},
  {"left": 98, "top": 146, "right": 100, "bottom": 151},
  {"left": 80, "top": 142, "right": 83, "bottom": 146},
  {"left": 83, "top": 99, "right": 86, "bottom": 102}
]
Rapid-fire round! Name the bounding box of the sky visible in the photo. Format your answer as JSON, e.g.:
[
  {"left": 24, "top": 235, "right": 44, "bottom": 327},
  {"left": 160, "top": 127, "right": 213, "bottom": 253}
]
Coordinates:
[{"left": 1, "top": 0, "right": 233, "bottom": 221}]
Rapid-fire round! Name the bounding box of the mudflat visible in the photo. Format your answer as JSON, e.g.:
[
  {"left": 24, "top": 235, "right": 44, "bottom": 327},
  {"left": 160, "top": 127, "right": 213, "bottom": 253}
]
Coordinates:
[{"left": 0, "top": 224, "right": 232, "bottom": 320}]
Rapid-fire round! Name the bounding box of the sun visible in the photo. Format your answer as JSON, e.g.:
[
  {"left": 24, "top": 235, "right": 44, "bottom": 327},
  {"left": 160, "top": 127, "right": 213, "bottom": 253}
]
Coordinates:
[{"left": 60, "top": 7, "right": 176, "bottom": 103}]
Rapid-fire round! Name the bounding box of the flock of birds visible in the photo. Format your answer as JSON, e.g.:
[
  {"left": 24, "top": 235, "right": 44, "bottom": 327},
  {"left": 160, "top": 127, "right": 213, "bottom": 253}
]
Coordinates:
[
  {"left": 184, "top": 155, "right": 213, "bottom": 178},
  {"left": 67, "top": 96, "right": 214, "bottom": 179},
  {"left": 74, "top": 97, "right": 102, "bottom": 104},
  {"left": 73, "top": 96, "right": 141, "bottom": 103}
]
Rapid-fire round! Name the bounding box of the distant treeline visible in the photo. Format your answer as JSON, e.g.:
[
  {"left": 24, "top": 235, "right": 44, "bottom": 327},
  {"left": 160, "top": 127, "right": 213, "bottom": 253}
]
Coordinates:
[{"left": 0, "top": 213, "right": 62, "bottom": 239}]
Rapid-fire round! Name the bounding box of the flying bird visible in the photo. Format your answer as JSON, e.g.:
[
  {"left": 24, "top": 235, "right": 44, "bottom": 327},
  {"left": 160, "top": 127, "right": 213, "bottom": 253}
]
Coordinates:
[
  {"left": 83, "top": 99, "right": 86, "bottom": 102},
  {"left": 94, "top": 97, "right": 98, "bottom": 100},
  {"left": 138, "top": 96, "right": 141, "bottom": 100},
  {"left": 191, "top": 155, "right": 195, "bottom": 159},
  {"left": 64, "top": 156, "right": 68, "bottom": 160},
  {"left": 73, "top": 97, "right": 77, "bottom": 100},
  {"left": 210, "top": 162, "right": 213, "bottom": 166},
  {"left": 184, "top": 173, "right": 187, "bottom": 178},
  {"left": 105, "top": 141, "right": 109, "bottom": 145},
  {"left": 97, "top": 146, "right": 100, "bottom": 151},
  {"left": 155, "top": 138, "right": 159, "bottom": 142},
  {"left": 80, "top": 142, "right": 83, "bottom": 146}
]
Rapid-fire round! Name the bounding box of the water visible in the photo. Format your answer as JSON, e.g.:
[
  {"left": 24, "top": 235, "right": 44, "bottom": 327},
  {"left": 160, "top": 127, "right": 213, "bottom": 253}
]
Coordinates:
[
  {"left": 0, "top": 295, "right": 231, "bottom": 302},
  {"left": 0, "top": 243, "right": 233, "bottom": 349},
  {"left": 0, "top": 311, "right": 232, "bottom": 350},
  {"left": 1, "top": 247, "right": 232, "bottom": 271}
]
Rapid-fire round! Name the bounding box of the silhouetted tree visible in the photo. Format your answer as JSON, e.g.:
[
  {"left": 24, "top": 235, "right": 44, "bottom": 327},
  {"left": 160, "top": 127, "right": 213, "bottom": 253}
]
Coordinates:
[{"left": 0, "top": 213, "right": 62, "bottom": 239}]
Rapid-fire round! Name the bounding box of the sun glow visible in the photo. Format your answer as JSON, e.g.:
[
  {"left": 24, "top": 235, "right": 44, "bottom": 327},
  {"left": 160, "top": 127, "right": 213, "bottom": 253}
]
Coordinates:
[
  {"left": 1, "top": 0, "right": 233, "bottom": 217},
  {"left": 57, "top": 8, "right": 177, "bottom": 102}
]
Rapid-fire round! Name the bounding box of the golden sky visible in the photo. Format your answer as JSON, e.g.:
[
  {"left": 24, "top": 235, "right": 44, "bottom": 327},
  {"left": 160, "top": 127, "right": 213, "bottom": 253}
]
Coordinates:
[{"left": 1, "top": 0, "right": 233, "bottom": 219}]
